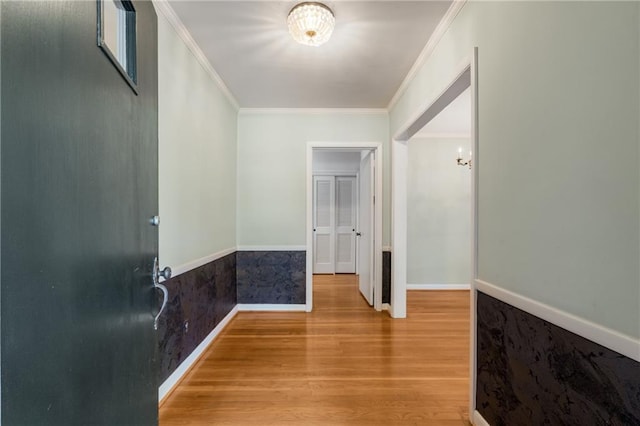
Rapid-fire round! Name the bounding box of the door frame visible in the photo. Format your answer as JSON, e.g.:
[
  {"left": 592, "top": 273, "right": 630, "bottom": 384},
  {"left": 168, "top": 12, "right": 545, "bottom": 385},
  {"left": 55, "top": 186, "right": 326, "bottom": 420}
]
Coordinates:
[
  {"left": 391, "top": 48, "right": 478, "bottom": 417},
  {"left": 306, "top": 142, "right": 383, "bottom": 312}
]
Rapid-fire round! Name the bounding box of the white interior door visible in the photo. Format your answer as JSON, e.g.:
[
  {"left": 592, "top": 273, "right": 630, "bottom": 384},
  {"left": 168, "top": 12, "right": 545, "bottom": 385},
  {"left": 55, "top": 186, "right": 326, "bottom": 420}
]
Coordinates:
[
  {"left": 335, "top": 176, "right": 357, "bottom": 273},
  {"left": 313, "top": 176, "right": 335, "bottom": 274},
  {"left": 358, "top": 152, "right": 375, "bottom": 304}
]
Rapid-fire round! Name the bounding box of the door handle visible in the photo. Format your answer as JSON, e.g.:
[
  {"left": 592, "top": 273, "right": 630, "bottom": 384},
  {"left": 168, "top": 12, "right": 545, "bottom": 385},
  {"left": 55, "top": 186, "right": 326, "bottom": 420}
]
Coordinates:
[
  {"left": 152, "top": 256, "right": 171, "bottom": 330},
  {"left": 356, "top": 232, "right": 362, "bottom": 236},
  {"left": 158, "top": 265, "right": 172, "bottom": 280}
]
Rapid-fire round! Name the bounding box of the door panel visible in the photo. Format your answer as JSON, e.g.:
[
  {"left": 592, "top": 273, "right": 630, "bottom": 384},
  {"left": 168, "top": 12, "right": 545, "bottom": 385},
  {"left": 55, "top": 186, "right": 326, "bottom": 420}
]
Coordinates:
[
  {"left": 358, "top": 152, "right": 374, "bottom": 305},
  {"left": 336, "top": 234, "right": 353, "bottom": 264},
  {"left": 335, "top": 176, "right": 356, "bottom": 273},
  {"left": 1, "top": 2, "right": 158, "bottom": 424},
  {"left": 313, "top": 176, "right": 334, "bottom": 273},
  {"left": 316, "top": 234, "right": 332, "bottom": 264}
]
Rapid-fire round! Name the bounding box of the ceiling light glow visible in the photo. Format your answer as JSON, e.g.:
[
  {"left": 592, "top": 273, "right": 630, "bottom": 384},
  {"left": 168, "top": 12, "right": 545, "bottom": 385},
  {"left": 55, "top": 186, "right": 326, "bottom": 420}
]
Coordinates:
[{"left": 287, "top": 2, "right": 335, "bottom": 47}]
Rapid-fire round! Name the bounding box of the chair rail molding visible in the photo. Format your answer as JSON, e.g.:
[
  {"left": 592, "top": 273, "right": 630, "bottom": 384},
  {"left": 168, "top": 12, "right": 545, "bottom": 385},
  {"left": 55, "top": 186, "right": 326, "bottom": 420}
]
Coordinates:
[
  {"left": 169, "top": 247, "right": 237, "bottom": 278},
  {"left": 476, "top": 279, "right": 640, "bottom": 362}
]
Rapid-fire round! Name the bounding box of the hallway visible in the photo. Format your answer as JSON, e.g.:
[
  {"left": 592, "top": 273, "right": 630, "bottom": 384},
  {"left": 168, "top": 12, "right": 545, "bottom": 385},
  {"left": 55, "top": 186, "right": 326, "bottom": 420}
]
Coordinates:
[{"left": 159, "top": 275, "right": 470, "bottom": 425}]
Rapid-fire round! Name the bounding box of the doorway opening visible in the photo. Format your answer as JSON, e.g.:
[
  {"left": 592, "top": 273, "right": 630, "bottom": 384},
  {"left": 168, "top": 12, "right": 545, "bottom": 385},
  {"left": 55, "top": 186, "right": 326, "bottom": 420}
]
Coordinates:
[
  {"left": 311, "top": 151, "right": 360, "bottom": 275},
  {"left": 406, "top": 88, "right": 472, "bottom": 292},
  {"left": 306, "top": 143, "right": 383, "bottom": 312},
  {"left": 391, "top": 49, "right": 478, "bottom": 417}
]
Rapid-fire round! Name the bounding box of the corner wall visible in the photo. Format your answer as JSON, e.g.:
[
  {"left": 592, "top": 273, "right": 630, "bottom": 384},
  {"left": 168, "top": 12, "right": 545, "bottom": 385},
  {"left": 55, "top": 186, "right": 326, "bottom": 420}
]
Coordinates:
[
  {"left": 392, "top": 0, "right": 639, "bottom": 341},
  {"left": 407, "top": 136, "right": 471, "bottom": 285},
  {"left": 236, "top": 110, "right": 388, "bottom": 304},
  {"left": 237, "top": 110, "right": 389, "bottom": 247},
  {"left": 158, "top": 11, "right": 237, "bottom": 270},
  {"left": 156, "top": 7, "right": 238, "bottom": 387},
  {"left": 390, "top": 1, "right": 639, "bottom": 423}
]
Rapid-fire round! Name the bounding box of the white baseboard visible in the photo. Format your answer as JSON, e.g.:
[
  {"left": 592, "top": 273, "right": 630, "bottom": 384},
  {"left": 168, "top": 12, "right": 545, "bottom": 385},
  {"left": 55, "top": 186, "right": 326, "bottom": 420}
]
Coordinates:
[
  {"left": 158, "top": 305, "right": 238, "bottom": 403},
  {"left": 169, "top": 247, "right": 236, "bottom": 278},
  {"left": 387, "top": 303, "right": 406, "bottom": 319},
  {"left": 472, "top": 410, "right": 490, "bottom": 426},
  {"left": 475, "top": 279, "right": 640, "bottom": 362},
  {"left": 236, "top": 246, "right": 307, "bottom": 251},
  {"left": 237, "top": 304, "right": 307, "bottom": 312},
  {"left": 382, "top": 303, "right": 390, "bottom": 311},
  {"left": 407, "top": 283, "right": 470, "bottom": 290}
]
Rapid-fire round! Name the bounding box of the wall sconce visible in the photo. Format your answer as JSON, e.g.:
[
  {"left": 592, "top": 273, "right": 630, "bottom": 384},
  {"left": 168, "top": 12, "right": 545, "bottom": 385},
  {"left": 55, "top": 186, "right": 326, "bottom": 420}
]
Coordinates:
[{"left": 457, "top": 147, "right": 472, "bottom": 169}]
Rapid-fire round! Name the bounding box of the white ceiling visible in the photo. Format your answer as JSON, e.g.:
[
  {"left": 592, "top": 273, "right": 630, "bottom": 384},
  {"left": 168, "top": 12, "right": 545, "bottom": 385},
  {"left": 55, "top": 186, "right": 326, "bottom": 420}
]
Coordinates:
[
  {"left": 167, "top": 1, "right": 452, "bottom": 108},
  {"left": 413, "top": 87, "right": 471, "bottom": 137}
]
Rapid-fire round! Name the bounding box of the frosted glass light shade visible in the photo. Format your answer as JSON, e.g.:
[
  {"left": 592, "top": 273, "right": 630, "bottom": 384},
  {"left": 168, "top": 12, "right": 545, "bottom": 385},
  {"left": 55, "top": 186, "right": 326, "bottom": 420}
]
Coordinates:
[{"left": 287, "top": 2, "right": 335, "bottom": 47}]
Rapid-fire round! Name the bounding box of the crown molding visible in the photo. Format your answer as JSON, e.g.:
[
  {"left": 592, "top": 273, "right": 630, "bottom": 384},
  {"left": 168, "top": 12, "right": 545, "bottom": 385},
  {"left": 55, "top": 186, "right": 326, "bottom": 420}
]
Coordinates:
[
  {"left": 152, "top": 0, "right": 240, "bottom": 110},
  {"left": 238, "top": 108, "right": 388, "bottom": 115},
  {"left": 387, "top": 0, "right": 467, "bottom": 111},
  {"left": 153, "top": 0, "right": 466, "bottom": 114}
]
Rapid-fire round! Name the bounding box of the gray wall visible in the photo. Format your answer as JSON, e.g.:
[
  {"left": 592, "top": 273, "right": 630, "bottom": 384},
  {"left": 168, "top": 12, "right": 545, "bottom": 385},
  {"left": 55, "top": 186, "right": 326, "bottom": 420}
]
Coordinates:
[
  {"left": 157, "top": 11, "right": 238, "bottom": 270},
  {"left": 155, "top": 6, "right": 239, "bottom": 393},
  {"left": 391, "top": 1, "right": 640, "bottom": 339},
  {"left": 407, "top": 136, "right": 471, "bottom": 285},
  {"left": 237, "top": 111, "right": 389, "bottom": 247}
]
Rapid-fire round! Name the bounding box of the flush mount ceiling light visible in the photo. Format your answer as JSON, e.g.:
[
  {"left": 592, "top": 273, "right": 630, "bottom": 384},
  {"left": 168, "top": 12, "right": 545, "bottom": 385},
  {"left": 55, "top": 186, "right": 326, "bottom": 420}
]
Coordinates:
[{"left": 287, "top": 2, "right": 335, "bottom": 47}]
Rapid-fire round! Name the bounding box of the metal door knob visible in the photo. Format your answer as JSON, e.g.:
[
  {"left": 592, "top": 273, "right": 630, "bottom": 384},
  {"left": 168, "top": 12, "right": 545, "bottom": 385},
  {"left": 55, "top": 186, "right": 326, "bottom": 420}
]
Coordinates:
[{"left": 158, "top": 266, "right": 172, "bottom": 280}]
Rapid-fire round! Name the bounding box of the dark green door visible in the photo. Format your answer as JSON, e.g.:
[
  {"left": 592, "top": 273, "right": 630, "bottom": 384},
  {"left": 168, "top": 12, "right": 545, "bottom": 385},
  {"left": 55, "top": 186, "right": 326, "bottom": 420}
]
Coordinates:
[{"left": 1, "top": 1, "right": 159, "bottom": 424}]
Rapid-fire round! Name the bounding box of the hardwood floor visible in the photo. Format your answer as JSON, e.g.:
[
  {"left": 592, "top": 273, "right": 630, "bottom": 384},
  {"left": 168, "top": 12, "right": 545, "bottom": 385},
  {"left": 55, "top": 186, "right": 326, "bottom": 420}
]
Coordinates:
[{"left": 159, "top": 275, "right": 470, "bottom": 425}]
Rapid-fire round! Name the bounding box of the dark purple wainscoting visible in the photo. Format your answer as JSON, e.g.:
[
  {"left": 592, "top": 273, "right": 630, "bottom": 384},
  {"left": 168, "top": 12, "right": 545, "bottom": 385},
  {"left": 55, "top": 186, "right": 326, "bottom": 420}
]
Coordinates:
[
  {"left": 476, "top": 292, "right": 640, "bottom": 426},
  {"left": 237, "top": 251, "right": 306, "bottom": 304},
  {"left": 156, "top": 253, "right": 237, "bottom": 383}
]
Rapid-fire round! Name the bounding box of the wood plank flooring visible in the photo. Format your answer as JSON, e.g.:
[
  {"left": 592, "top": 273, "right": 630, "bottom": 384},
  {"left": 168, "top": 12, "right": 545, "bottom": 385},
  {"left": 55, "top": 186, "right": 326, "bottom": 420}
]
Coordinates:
[{"left": 159, "top": 275, "right": 470, "bottom": 425}]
